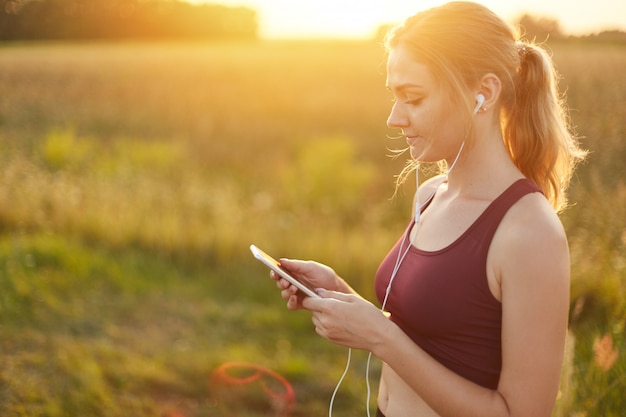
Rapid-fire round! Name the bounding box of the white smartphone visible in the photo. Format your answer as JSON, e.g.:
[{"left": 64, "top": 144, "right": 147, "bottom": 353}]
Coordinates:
[{"left": 250, "top": 244, "right": 321, "bottom": 299}]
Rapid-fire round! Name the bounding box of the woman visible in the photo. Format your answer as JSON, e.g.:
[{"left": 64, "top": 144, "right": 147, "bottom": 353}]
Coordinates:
[{"left": 272, "top": 2, "right": 586, "bottom": 416}]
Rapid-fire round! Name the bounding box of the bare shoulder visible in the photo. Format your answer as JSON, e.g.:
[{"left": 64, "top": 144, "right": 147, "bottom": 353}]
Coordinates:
[
  {"left": 415, "top": 174, "right": 447, "bottom": 206},
  {"left": 492, "top": 190, "right": 570, "bottom": 289},
  {"left": 501, "top": 191, "right": 567, "bottom": 249}
]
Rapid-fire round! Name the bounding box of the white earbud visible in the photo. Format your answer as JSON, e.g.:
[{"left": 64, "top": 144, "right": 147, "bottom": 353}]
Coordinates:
[{"left": 473, "top": 93, "right": 485, "bottom": 115}]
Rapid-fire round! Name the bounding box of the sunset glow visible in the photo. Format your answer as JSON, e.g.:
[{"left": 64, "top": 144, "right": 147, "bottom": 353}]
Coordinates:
[{"left": 189, "top": 0, "right": 626, "bottom": 39}]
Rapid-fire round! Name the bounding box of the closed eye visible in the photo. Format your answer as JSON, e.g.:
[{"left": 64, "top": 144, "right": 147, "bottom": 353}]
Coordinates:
[{"left": 405, "top": 98, "right": 423, "bottom": 106}]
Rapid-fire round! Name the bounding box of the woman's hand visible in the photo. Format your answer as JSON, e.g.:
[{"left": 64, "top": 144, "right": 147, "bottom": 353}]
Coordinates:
[
  {"left": 270, "top": 258, "right": 343, "bottom": 310},
  {"left": 303, "top": 289, "right": 390, "bottom": 352},
  {"left": 270, "top": 259, "right": 388, "bottom": 351}
]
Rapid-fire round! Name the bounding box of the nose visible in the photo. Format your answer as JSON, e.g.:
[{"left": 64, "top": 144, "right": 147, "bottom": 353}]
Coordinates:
[{"left": 386, "top": 101, "right": 409, "bottom": 129}]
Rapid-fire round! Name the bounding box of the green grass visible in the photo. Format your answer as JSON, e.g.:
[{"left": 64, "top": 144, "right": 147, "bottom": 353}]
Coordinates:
[
  {"left": 0, "top": 39, "right": 625, "bottom": 416},
  {"left": 0, "top": 233, "right": 366, "bottom": 417}
]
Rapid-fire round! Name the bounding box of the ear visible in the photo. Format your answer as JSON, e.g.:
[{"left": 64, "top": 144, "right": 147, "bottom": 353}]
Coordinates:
[{"left": 476, "top": 73, "right": 502, "bottom": 113}]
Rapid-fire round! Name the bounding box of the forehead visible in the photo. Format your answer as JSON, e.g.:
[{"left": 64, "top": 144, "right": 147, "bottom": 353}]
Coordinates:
[{"left": 385, "top": 45, "right": 434, "bottom": 92}]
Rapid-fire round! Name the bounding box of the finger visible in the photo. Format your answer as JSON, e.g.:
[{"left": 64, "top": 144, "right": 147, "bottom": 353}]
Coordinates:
[
  {"left": 278, "top": 258, "right": 313, "bottom": 274},
  {"left": 286, "top": 294, "right": 302, "bottom": 310},
  {"left": 316, "top": 288, "right": 353, "bottom": 302},
  {"left": 314, "top": 326, "right": 325, "bottom": 338},
  {"left": 311, "top": 314, "right": 328, "bottom": 338},
  {"left": 276, "top": 280, "right": 289, "bottom": 293},
  {"left": 310, "top": 313, "right": 321, "bottom": 328},
  {"left": 275, "top": 278, "right": 290, "bottom": 290},
  {"left": 302, "top": 294, "right": 326, "bottom": 312}
]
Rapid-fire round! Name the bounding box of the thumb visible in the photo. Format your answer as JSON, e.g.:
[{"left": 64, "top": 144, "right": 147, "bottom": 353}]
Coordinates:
[
  {"left": 278, "top": 258, "right": 313, "bottom": 274},
  {"left": 278, "top": 258, "right": 319, "bottom": 277},
  {"left": 315, "top": 288, "right": 354, "bottom": 302}
]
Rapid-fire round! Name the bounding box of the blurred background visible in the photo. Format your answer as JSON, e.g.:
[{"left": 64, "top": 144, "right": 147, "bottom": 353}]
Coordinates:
[{"left": 0, "top": 1, "right": 624, "bottom": 416}]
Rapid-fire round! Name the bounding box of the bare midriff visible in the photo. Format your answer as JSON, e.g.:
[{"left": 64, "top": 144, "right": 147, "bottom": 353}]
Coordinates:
[{"left": 378, "top": 363, "right": 439, "bottom": 417}]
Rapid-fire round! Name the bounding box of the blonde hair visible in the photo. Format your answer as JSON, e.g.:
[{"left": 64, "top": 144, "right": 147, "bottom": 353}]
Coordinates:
[{"left": 385, "top": 1, "right": 586, "bottom": 212}]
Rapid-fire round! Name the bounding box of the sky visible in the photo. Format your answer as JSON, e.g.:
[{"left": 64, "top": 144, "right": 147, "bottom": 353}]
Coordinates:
[{"left": 190, "top": 0, "right": 626, "bottom": 39}]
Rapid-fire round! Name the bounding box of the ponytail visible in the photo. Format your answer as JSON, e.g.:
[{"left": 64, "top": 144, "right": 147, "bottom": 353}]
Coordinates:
[{"left": 502, "top": 41, "right": 587, "bottom": 212}]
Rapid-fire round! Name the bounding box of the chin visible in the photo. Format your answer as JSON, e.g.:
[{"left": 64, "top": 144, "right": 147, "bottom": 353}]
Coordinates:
[
  {"left": 409, "top": 145, "right": 422, "bottom": 160},
  {"left": 410, "top": 147, "right": 435, "bottom": 163}
]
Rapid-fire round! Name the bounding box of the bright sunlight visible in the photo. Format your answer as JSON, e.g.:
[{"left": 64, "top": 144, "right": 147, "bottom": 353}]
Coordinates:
[{"left": 187, "top": 0, "right": 626, "bottom": 39}]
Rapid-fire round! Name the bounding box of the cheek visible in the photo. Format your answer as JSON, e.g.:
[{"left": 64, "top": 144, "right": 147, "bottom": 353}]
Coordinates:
[
  {"left": 429, "top": 105, "right": 464, "bottom": 140},
  {"left": 415, "top": 106, "right": 446, "bottom": 139},
  {"left": 433, "top": 120, "right": 457, "bottom": 142},
  {"left": 408, "top": 106, "right": 436, "bottom": 133}
]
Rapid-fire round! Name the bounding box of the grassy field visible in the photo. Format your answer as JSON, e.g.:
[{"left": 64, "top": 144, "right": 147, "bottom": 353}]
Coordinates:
[{"left": 0, "top": 39, "right": 624, "bottom": 416}]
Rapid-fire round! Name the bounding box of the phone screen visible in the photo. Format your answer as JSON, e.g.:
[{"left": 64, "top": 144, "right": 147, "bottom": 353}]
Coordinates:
[{"left": 250, "top": 244, "right": 320, "bottom": 298}]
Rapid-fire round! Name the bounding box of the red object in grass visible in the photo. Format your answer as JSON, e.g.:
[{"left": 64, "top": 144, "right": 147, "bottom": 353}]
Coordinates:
[{"left": 210, "top": 362, "right": 296, "bottom": 415}]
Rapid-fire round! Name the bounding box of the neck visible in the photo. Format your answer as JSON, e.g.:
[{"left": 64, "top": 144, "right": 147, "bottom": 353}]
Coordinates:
[{"left": 445, "top": 126, "right": 521, "bottom": 197}]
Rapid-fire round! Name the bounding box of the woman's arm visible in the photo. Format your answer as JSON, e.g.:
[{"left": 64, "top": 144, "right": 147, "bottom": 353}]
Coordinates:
[{"left": 306, "top": 194, "right": 570, "bottom": 417}]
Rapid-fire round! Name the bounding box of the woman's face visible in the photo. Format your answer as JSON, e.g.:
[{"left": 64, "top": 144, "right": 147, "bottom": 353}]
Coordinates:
[{"left": 386, "top": 45, "right": 465, "bottom": 162}]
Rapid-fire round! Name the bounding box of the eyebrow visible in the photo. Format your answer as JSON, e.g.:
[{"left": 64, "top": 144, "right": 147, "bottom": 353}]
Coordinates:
[{"left": 385, "top": 82, "right": 427, "bottom": 92}]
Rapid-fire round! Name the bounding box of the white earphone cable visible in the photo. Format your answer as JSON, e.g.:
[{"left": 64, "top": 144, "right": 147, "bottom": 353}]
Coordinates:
[
  {"left": 329, "top": 347, "right": 352, "bottom": 417},
  {"left": 327, "top": 150, "right": 459, "bottom": 417},
  {"left": 328, "top": 112, "right": 472, "bottom": 416}
]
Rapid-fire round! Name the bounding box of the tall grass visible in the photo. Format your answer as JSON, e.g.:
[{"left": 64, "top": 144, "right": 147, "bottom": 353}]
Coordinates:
[{"left": 0, "top": 39, "right": 624, "bottom": 416}]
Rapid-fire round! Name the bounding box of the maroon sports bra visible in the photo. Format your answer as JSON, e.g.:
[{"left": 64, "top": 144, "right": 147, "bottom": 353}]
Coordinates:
[{"left": 375, "top": 178, "right": 542, "bottom": 389}]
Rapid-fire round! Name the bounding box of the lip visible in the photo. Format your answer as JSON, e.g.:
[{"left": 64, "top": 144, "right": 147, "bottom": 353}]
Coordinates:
[{"left": 405, "top": 135, "right": 420, "bottom": 146}]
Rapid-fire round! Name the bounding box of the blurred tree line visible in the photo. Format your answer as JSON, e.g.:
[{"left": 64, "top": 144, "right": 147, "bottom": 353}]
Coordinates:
[
  {"left": 0, "top": 0, "right": 258, "bottom": 40},
  {"left": 375, "top": 13, "right": 626, "bottom": 45},
  {"left": 514, "top": 14, "right": 626, "bottom": 43}
]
